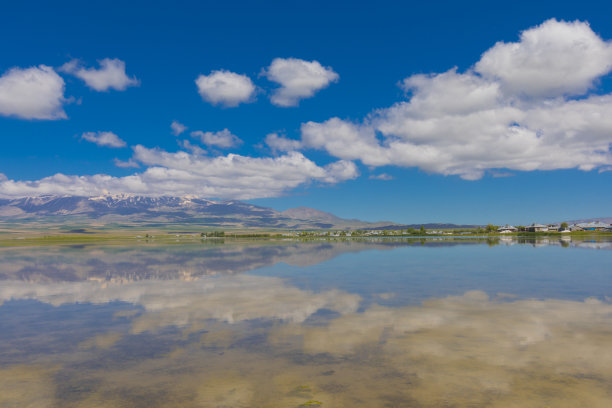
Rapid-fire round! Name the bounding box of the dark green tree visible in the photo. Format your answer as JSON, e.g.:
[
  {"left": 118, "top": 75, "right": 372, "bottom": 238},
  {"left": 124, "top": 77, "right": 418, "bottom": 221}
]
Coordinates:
[{"left": 485, "top": 224, "right": 498, "bottom": 233}]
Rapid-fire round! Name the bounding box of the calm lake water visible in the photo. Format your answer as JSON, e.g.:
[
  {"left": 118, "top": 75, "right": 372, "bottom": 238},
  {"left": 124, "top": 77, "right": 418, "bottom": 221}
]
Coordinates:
[{"left": 1, "top": 237, "right": 611, "bottom": 407}]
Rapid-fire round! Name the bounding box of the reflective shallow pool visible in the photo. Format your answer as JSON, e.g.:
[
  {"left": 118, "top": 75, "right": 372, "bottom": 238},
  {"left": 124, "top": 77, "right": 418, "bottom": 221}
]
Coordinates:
[{"left": 1, "top": 237, "right": 611, "bottom": 407}]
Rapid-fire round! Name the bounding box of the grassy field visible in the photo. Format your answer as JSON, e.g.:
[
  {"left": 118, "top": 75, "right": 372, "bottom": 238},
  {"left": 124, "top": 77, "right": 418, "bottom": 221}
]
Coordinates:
[{"left": 1, "top": 225, "right": 610, "bottom": 247}]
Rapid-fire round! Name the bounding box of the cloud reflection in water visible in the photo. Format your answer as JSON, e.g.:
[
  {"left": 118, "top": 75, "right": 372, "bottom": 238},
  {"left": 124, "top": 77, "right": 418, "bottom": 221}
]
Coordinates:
[{"left": 1, "top": 238, "right": 612, "bottom": 407}]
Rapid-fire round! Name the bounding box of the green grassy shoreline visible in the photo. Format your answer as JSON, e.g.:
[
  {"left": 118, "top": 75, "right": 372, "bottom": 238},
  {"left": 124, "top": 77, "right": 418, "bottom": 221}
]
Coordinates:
[{"left": 0, "top": 229, "right": 610, "bottom": 247}]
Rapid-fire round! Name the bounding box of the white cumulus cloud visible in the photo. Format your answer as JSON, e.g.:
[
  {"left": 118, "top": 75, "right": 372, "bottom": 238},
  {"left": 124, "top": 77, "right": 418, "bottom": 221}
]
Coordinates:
[
  {"left": 195, "top": 70, "right": 255, "bottom": 107},
  {"left": 475, "top": 19, "right": 612, "bottom": 98},
  {"left": 264, "top": 58, "right": 339, "bottom": 107},
  {"left": 0, "top": 148, "right": 358, "bottom": 199},
  {"left": 62, "top": 58, "right": 140, "bottom": 91},
  {"left": 81, "top": 131, "right": 126, "bottom": 148},
  {"left": 300, "top": 19, "right": 612, "bottom": 180},
  {"left": 0, "top": 65, "right": 66, "bottom": 120},
  {"left": 191, "top": 129, "right": 242, "bottom": 148}
]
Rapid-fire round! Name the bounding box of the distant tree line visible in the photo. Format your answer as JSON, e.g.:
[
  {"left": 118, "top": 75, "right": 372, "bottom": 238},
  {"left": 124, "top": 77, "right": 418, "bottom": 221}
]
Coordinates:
[{"left": 201, "top": 231, "right": 225, "bottom": 237}]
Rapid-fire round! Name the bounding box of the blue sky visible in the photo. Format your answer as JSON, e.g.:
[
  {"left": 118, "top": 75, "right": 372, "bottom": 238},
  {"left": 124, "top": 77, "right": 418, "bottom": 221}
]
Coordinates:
[{"left": 1, "top": 0, "right": 611, "bottom": 224}]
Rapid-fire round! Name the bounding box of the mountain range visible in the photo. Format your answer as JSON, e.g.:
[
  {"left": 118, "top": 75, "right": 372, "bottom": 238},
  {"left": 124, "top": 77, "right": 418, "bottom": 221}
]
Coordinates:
[
  {"left": 0, "top": 195, "right": 396, "bottom": 230},
  {"left": 3, "top": 195, "right": 598, "bottom": 231}
]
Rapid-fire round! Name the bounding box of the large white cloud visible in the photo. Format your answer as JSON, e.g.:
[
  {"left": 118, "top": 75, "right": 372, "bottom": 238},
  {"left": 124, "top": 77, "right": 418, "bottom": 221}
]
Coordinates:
[
  {"left": 264, "top": 58, "right": 339, "bottom": 107},
  {"left": 475, "top": 19, "right": 612, "bottom": 98},
  {"left": 300, "top": 19, "right": 612, "bottom": 180},
  {"left": 195, "top": 70, "right": 255, "bottom": 107},
  {"left": 0, "top": 147, "right": 358, "bottom": 199},
  {"left": 81, "top": 131, "right": 126, "bottom": 148},
  {"left": 62, "top": 58, "right": 140, "bottom": 92},
  {"left": 0, "top": 65, "right": 66, "bottom": 120},
  {"left": 190, "top": 129, "right": 242, "bottom": 148}
]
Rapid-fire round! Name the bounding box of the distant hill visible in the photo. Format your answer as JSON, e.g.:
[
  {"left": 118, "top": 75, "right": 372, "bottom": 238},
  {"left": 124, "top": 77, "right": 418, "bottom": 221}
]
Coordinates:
[
  {"left": 372, "top": 223, "right": 479, "bottom": 230},
  {"left": 0, "top": 195, "right": 393, "bottom": 230},
  {"left": 280, "top": 206, "right": 395, "bottom": 229}
]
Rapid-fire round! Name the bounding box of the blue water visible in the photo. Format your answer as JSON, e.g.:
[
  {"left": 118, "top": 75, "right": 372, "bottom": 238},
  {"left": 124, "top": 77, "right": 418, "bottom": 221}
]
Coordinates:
[
  {"left": 251, "top": 240, "right": 612, "bottom": 305},
  {"left": 0, "top": 237, "right": 611, "bottom": 407}
]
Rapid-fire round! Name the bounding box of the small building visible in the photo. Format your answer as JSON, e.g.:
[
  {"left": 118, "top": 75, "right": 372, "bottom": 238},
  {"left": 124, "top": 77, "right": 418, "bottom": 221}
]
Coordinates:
[
  {"left": 497, "top": 225, "right": 517, "bottom": 233},
  {"left": 576, "top": 222, "right": 611, "bottom": 231},
  {"left": 527, "top": 223, "right": 548, "bottom": 232}
]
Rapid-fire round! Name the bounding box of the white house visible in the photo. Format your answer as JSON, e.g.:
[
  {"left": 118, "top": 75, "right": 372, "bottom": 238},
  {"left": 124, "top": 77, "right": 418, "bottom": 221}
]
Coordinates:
[
  {"left": 497, "top": 225, "right": 517, "bottom": 233},
  {"left": 527, "top": 223, "right": 548, "bottom": 232}
]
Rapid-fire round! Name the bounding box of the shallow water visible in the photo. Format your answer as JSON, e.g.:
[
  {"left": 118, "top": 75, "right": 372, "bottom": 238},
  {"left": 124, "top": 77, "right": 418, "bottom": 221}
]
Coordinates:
[{"left": 1, "top": 237, "right": 611, "bottom": 407}]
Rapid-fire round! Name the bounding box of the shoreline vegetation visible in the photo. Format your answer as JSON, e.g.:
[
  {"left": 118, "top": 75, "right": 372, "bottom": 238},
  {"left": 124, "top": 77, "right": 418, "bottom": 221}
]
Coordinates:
[{"left": 0, "top": 226, "right": 610, "bottom": 246}]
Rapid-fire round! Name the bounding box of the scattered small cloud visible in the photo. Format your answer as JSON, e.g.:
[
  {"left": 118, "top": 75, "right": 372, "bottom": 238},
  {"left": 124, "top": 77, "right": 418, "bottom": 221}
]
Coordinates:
[
  {"left": 490, "top": 171, "right": 514, "bottom": 178},
  {"left": 81, "top": 131, "right": 126, "bottom": 148},
  {"left": 61, "top": 58, "right": 140, "bottom": 92},
  {"left": 369, "top": 173, "right": 393, "bottom": 180},
  {"left": 263, "top": 58, "right": 339, "bottom": 107},
  {"left": 170, "top": 120, "right": 187, "bottom": 136},
  {"left": 264, "top": 133, "right": 302, "bottom": 153},
  {"left": 195, "top": 70, "right": 255, "bottom": 107},
  {"left": 0, "top": 65, "right": 66, "bottom": 120},
  {"left": 190, "top": 129, "right": 242, "bottom": 149},
  {"left": 113, "top": 158, "right": 140, "bottom": 168}
]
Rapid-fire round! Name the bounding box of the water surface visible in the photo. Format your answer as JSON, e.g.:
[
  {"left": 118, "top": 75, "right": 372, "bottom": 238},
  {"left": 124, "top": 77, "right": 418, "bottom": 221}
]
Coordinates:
[{"left": 1, "top": 237, "right": 611, "bottom": 407}]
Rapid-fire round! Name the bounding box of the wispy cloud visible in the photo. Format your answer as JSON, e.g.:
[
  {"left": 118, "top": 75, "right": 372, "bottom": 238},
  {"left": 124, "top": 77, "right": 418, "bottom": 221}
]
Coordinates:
[
  {"left": 264, "top": 133, "right": 302, "bottom": 153},
  {"left": 490, "top": 171, "right": 514, "bottom": 178},
  {"left": 170, "top": 120, "right": 187, "bottom": 136},
  {"left": 61, "top": 58, "right": 140, "bottom": 91},
  {"left": 369, "top": 173, "right": 393, "bottom": 180},
  {"left": 81, "top": 131, "right": 126, "bottom": 148},
  {"left": 190, "top": 129, "right": 242, "bottom": 148},
  {"left": 178, "top": 139, "right": 207, "bottom": 155},
  {"left": 113, "top": 158, "right": 140, "bottom": 168}
]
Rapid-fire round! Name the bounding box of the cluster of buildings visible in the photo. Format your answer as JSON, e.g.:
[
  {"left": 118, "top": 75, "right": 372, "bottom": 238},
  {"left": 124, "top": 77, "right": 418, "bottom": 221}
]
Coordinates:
[
  {"left": 497, "top": 222, "right": 612, "bottom": 234},
  {"left": 281, "top": 221, "right": 612, "bottom": 237}
]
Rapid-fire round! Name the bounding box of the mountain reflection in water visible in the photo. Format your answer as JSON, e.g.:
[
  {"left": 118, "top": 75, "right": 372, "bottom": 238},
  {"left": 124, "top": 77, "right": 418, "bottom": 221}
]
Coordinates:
[{"left": 0, "top": 237, "right": 611, "bottom": 407}]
